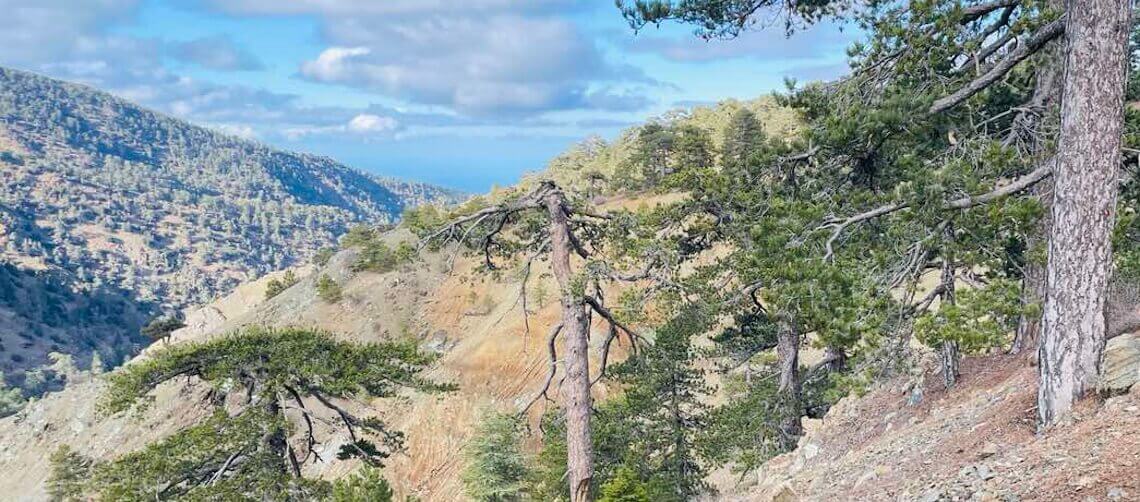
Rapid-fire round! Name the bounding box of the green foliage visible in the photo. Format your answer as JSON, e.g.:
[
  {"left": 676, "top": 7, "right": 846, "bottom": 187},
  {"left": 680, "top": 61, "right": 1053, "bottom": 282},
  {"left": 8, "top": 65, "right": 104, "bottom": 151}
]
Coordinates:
[
  {"left": 402, "top": 205, "right": 449, "bottom": 239},
  {"left": 597, "top": 467, "right": 653, "bottom": 502},
  {"left": 461, "top": 412, "right": 531, "bottom": 501},
  {"left": 316, "top": 274, "right": 344, "bottom": 303},
  {"left": 328, "top": 467, "right": 395, "bottom": 502},
  {"left": 353, "top": 241, "right": 400, "bottom": 273},
  {"left": 83, "top": 327, "right": 452, "bottom": 500},
  {"left": 915, "top": 279, "right": 1025, "bottom": 354},
  {"left": 341, "top": 225, "right": 380, "bottom": 248},
  {"left": 103, "top": 326, "right": 452, "bottom": 415},
  {"left": 339, "top": 222, "right": 419, "bottom": 273},
  {"left": 264, "top": 270, "right": 299, "bottom": 300},
  {"left": 527, "top": 414, "right": 570, "bottom": 502},
  {"left": 86, "top": 409, "right": 325, "bottom": 501},
  {"left": 47, "top": 445, "right": 93, "bottom": 502},
  {"left": 700, "top": 374, "right": 797, "bottom": 471},
  {"left": 617, "top": 0, "right": 847, "bottom": 37},
  {"left": 313, "top": 247, "right": 335, "bottom": 267},
  {"left": 0, "top": 376, "right": 25, "bottom": 417},
  {"left": 532, "top": 282, "right": 550, "bottom": 308},
  {"left": 141, "top": 315, "right": 185, "bottom": 343},
  {"left": 529, "top": 307, "right": 714, "bottom": 501}
]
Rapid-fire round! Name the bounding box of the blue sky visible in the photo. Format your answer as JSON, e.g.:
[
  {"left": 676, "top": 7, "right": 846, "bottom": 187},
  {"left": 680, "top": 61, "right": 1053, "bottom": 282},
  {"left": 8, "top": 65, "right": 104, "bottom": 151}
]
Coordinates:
[{"left": 2, "top": 0, "right": 858, "bottom": 192}]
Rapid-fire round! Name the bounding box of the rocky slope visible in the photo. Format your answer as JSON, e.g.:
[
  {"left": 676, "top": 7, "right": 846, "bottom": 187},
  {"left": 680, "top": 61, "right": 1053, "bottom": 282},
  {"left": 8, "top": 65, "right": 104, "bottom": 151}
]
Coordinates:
[
  {"left": 715, "top": 351, "right": 1140, "bottom": 501},
  {"left": 0, "top": 66, "right": 459, "bottom": 392}
]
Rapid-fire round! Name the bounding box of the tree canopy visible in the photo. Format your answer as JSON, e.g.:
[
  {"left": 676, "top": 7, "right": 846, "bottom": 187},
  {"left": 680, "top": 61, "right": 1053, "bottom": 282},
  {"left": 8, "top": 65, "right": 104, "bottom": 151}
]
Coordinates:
[{"left": 55, "top": 327, "right": 453, "bottom": 501}]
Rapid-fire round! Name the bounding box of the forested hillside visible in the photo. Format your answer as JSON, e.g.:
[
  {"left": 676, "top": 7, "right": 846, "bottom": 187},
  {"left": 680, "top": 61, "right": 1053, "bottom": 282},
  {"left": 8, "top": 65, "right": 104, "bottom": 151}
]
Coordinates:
[
  {"left": 0, "top": 66, "right": 459, "bottom": 401},
  {"left": 4, "top": 0, "right": 1140, "bottom": 500}
]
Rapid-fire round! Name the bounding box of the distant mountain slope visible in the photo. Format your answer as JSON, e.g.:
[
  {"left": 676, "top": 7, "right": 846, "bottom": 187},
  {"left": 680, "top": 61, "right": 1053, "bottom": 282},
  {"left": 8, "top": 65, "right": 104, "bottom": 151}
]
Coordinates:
[{"left": 0, "top": 66, "right": 456, "bottom": 389}]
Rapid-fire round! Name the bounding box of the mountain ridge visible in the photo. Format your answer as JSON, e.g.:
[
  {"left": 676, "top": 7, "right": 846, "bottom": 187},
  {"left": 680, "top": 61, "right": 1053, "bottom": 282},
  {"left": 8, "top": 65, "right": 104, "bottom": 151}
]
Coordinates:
[{"left": 0, "top": 65, "right": 458, "bottom": 397}]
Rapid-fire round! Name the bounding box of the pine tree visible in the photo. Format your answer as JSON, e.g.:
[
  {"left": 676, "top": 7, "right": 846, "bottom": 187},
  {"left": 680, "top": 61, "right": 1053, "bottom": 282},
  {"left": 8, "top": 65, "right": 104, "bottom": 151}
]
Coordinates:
[
  {"left": 316, "top": 274, "right": 343, "bottom": 303},
  {"left": 65, "top": 327, "right": 453, "bottom": 500},
  {"left": 461, "top": 412, "right": 531, "bottom": 501},
  {"left": 605, "top": 306, "right": 713, "bottom": 500}
]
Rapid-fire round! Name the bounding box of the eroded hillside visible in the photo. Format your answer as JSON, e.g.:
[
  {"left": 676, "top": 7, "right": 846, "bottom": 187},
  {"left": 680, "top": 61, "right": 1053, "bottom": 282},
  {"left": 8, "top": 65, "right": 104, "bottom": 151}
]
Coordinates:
[{"left": 0, "top": 223, "right": 638, "bottom": 500}]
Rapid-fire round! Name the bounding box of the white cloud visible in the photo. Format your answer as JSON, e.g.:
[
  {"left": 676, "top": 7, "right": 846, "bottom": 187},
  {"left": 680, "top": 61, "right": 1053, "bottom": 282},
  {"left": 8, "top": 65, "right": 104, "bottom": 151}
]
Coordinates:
[
  {"left": 210, "top": 123, "right": 258, "bottom": 139},
  {"left": 0, "top": 0, "right": 141, "bottom": 65},
  {"left": 296, "top": 14, "right": 651, "bottom": 115},
  {"left": 299, "top": 46, "right": 371, "bottom": 81},
  {"left": 169, "top": 35, "right": 264, "bottom": 71},
  {"left": 284, "top": 112, "right": 400, "bottom": 139},
  {"left": 347, "top": 113, "right": 397, "bottom": 133},
  {"left": 210, "top": 0, "right": 578, "bottom": 16}
]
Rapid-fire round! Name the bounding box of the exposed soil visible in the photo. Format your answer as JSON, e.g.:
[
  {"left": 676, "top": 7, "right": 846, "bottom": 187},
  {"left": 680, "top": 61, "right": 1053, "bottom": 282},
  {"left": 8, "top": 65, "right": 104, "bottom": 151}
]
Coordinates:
[{"left": 716, "top": 354, "right": 1140, "bottom": 501}]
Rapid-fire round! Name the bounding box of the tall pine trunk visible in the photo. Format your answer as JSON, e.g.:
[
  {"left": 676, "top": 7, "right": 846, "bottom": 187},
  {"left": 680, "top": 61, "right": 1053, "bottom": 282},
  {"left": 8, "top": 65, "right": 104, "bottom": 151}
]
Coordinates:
[
  {"left": 1038, "top": 0, "right": 1129, "bottom": 428},
  {"left": 543, "top": 188, "right": 595, "bottom": 501}
]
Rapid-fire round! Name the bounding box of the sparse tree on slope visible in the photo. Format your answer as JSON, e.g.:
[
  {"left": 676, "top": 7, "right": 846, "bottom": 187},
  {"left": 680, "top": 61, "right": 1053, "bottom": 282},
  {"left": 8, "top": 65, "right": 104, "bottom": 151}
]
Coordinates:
[
  {"left": 61, "top": 327, "right": 453, "bottom": 500},
  {"left": 415, "top": 181, "right": 675, "bottom": 501}
]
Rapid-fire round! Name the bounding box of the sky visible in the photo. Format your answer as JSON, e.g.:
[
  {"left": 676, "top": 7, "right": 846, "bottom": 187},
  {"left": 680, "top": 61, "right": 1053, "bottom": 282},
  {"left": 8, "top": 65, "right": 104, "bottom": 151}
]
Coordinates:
[{"left": 1, "top": 0, "right": 859, "bottom": 192}]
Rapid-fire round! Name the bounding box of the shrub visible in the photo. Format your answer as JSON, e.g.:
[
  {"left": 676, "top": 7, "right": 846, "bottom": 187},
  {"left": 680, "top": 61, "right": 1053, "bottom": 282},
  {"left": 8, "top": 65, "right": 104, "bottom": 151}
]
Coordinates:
[
  {"left": 340, "top": 225, "right": 377, "bottom": 248},
  {"left": 352, "top": 241, "right": 399, "bottom": 273},
  {"left": 316, "top": 274, "right": 343, "bottom": 303},
  {"left": 47, "top": 445, "right": 93, "bottom": 502},
  {"left": 264, "top": 270, "right": 299, "bottom": 300},
  {"left": 598, "top": 467, "right": 652, "bottom": 502},
  {"left": 313, "top": 247, "right": 335, "bottom": 267},
  {"left": 329, "top": 467, "right": 394, "bottom": 502},
  {"left": 915, "top": 279, "right": 1024, "bottom": 355},
  {"left": 141, "top": 315, "right": 185, "bottom": 344},
  {"left": 83, "top": 327, "right": 453, "bottom": 500}
]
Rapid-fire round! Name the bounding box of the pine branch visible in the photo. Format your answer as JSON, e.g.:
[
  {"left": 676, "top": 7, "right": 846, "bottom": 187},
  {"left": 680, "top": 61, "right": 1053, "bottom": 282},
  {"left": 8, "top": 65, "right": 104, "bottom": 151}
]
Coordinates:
[
  {"left": 818, "top": 159, "right": 1054, "bottom": 261},
  {"left": 930, "top": 17, "right": 1065, "bottom": 114}
]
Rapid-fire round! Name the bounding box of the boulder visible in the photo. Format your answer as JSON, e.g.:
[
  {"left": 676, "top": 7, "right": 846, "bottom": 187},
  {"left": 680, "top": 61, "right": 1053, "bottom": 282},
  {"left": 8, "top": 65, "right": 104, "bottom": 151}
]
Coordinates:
[
  {"left": 770, "top": 483, "right": 799, "bottom": 502},
  {"left": 1101, "top": 333, "right": 1140, "bottom": 393}
]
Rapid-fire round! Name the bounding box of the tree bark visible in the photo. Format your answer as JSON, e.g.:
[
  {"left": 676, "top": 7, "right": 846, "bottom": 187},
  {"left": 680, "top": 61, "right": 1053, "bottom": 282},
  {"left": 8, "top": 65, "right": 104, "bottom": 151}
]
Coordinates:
[
  {"left": 261, "top": 396, "right": 291, "bottom": 476},
  {"left": 775, "top": 317, "right": 802, "bottom": 449},
  {"left": 542, "top": 185, "right": 594, "bottom": 501},
  {"left": 1038, "top": 0, "right": 1130, "bottom": 428},
  {"left": 1010, "top": 0, "right": 1064, "bottom": 359},
  {"left": 940, "top": 240, "right": 960, "bottom": 388}
]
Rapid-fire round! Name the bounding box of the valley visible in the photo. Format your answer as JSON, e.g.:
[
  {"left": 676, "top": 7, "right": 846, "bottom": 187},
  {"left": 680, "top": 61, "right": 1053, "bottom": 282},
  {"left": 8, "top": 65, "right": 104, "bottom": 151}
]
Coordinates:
[
  {"left": 0, "top": 67, "right": 459, "bottom": 402},
  {"left": 2, "top": 1, "right": 1140, "bottom": 500}
]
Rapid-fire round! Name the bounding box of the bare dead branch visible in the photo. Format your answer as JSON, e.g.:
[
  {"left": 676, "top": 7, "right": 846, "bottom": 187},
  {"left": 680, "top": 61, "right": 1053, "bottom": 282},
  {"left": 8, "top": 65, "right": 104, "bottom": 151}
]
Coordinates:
[
  {"left": 930, "top": 17, "right": 1065, "bottom": 114},
  {"left": 780, "top": 145, "right": 819, "bottom": 163},
  {"left": 959, "top": 0, "right": 1020, "bottom": 23},
  {"left": 208, "top": 451, "right": 243, "bottom": 486},
  {"left": 283, "top": 385, "right": 322, "bottom": 464},
  {"left": 584, "top": 295, "right": 645, "bottom": 345},
  {"left": 959, "top": 29, "right": 1016, "bottom": 74},
  {"left": 519, "top": 323, "right": 564, "bottom": 416},
  {"left": 591, "top": 324, "right": 619, "bottom": 386}
]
